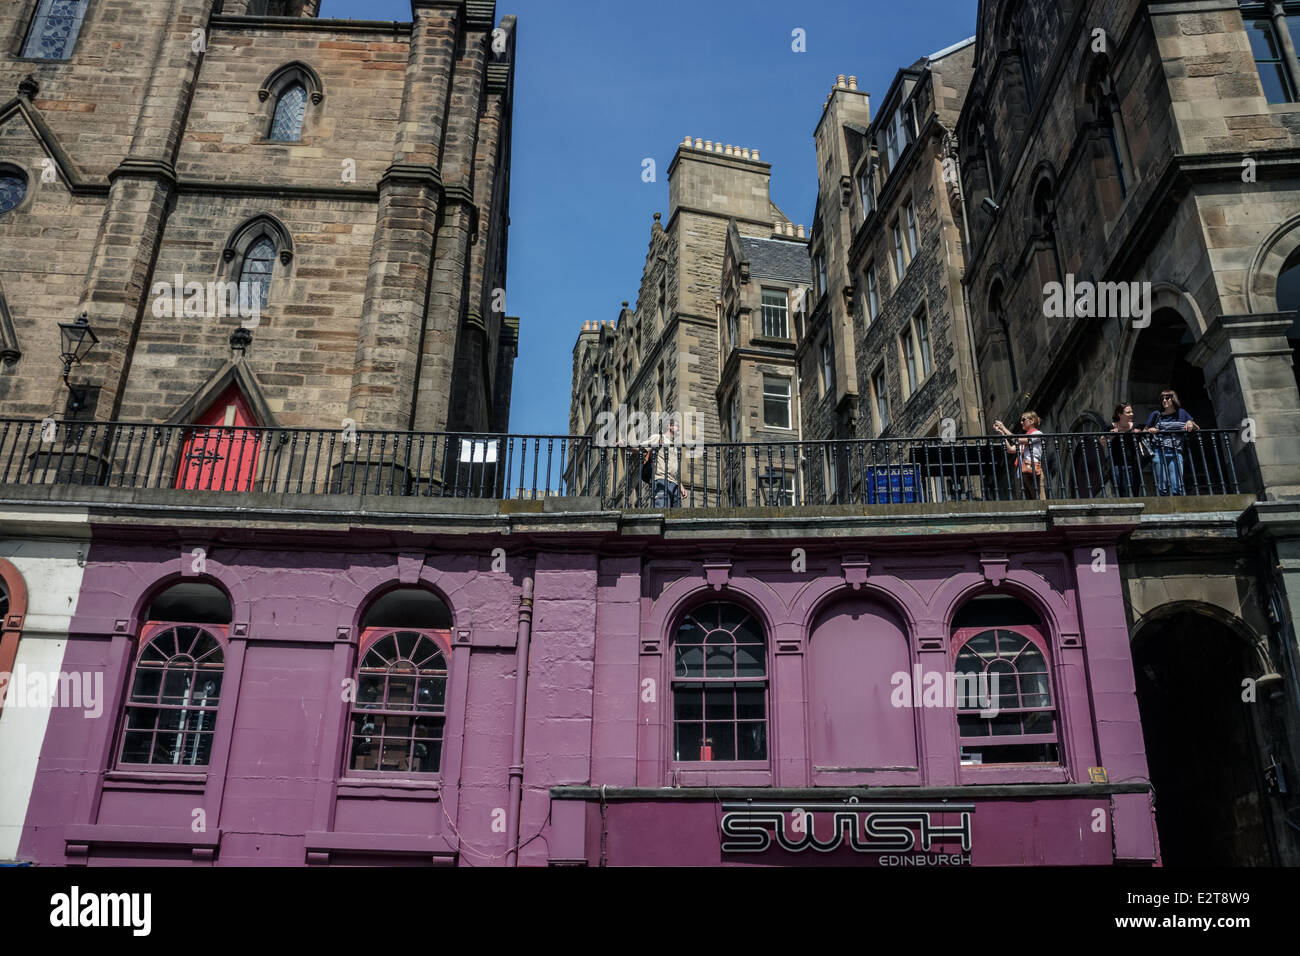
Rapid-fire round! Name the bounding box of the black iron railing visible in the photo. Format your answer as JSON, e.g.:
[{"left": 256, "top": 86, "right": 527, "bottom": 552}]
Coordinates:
[{"left": 0, "top": 419, "right": 1244, "bottom": 507}]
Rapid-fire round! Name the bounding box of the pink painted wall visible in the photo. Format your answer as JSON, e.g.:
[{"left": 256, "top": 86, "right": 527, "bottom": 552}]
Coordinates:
[{"left": 17, "top": 534, "right": 1157, "bottom": 866}]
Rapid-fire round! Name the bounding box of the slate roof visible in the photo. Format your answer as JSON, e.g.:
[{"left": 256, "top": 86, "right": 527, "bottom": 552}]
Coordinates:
[{"left": 739, "top": 236, "right": 812, "bottom": 283}]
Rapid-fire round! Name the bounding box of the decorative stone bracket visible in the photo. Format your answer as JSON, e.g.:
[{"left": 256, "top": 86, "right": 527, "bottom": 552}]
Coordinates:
[
  {"left": 980, "top": 552, "right": 1009, "bottom": 587},
  {"left": 703, "top": 559, "right": 732, "bottom": 591},
  {"left": 841, "top": 554, "right": 870, "bottom": 589}
]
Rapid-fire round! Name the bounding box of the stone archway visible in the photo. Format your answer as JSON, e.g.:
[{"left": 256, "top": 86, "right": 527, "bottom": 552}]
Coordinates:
[
  {"left": 1123, "top": 306, "right": 1216, "bottom": 429},
  {"left": 1131, "top": 608, "right": 1276, "bottom": 865}
]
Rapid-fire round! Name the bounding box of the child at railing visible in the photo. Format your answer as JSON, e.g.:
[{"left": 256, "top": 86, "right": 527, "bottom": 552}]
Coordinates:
[{"left": 993, "top": 411, "right": 1047, "bottom": 501}]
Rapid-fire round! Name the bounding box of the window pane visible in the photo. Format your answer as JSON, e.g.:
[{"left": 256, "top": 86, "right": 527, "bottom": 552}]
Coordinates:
[
  {"left": 674, "top": 687, "right": 704, "bottom": 721},
  {"left": 705, "top": 722, "right": 736, "bottom": 761},
  {"left": 704, "top": 686, "right": 735, "bottom": 720},
  {"left": 240, "top": 237, "right": 276, "bottom": 309},
  {"left": 735, "top": 687, "right": 765, "bottom": 718},
  {"left": 737, "top": 722, "right": 767, "bottom": 760},
  {"left": 675, "top": 721, "right": 704, "bottom": 762},
  {"left": 270, "top": 83, "right": 308, "bottom": 141},
  {"left": 705, "top": 642, "right": 735, "bottom": 677}
]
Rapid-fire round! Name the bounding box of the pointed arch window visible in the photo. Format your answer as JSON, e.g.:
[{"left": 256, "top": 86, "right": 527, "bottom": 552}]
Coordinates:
[
  {"left": 269, "top": 83, "right": 307, "bottom": 141},
  {"left": 239, "top": 236, "right": 276, "bottom": 309},
  {"left": 21, "top": 0, "right": 89, "bottom": 60}
]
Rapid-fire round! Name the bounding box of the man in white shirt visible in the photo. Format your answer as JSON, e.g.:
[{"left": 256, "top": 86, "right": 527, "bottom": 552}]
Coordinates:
[{"left": 641, "top": 414, "right": 683, "bottom": 508}]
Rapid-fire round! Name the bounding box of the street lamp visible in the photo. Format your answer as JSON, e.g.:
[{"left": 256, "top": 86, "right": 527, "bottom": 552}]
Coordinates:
[
  {"left": 58, "top": 312, "right": 98, "bottom": 411},
  {"left": 758, "top": 468, "right": 785, "bottom": 507}
]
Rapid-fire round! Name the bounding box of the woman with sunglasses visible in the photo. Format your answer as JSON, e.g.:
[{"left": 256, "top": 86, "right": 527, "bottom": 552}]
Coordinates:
[
  {"left": 1144, "top": 389, "right": 1198, "bottom": 495},
  {"left": 993, "top": 411, "right": 1047, "bottom": 500}
]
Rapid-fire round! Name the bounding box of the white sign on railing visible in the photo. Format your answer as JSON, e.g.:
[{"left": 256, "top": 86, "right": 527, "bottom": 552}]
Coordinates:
[{"left": 459, "top": 438, "right": 499, "bottom": 464}]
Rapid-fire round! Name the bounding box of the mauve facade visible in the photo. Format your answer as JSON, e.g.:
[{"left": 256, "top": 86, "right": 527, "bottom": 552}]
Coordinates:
[{"left": 17, "top": 509, "right": 1158, "bottom": 866}]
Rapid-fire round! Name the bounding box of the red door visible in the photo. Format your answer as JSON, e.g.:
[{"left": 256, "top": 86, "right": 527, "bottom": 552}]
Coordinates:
[{"left": 176, "top": 386, "right": 261, "bottom": 491}]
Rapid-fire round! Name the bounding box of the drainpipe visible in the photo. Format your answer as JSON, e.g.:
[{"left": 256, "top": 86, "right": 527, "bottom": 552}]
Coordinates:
[
  {"left": 505, "top": 576, "right": 535, "bottom": 867},
  {"left": 941, "top": 122, "right": 987, "bottom": 430},
  {"left": 1272, "top": 2, "right": 1300, "bottom": 101}
]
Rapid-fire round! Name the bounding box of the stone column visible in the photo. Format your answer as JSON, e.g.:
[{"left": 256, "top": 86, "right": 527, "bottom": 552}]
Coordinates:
[
  {"left": 348, "top": 2, "right": 460, "bottom": 432},
  {"left": 74, "top": 0, "right": 216, "bottom": 419},
  {"left": 416, "top": 10, "right": 490, "bottom": 433},
  {"left": 1188, "top": 312, "right": 1300, "bottom": 497}
]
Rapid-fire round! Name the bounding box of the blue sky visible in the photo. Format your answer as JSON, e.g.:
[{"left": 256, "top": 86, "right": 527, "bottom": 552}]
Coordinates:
[{"left": 325, "top": 0, "right": 980, "bottom": 434}]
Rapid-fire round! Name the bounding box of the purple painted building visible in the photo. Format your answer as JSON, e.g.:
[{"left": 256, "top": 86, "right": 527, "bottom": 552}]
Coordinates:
[{"left": 15, "top": 491, "right": 1158, "bottom": 867}]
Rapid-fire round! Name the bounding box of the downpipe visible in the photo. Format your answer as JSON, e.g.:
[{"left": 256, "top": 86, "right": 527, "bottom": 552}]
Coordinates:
[{"left": 505, "top": 576, "right": 534, "bottom": 867}]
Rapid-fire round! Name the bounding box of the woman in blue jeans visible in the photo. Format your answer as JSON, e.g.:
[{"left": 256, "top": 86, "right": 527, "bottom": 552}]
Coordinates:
[{"left": 1144, "top": 389, "right": 1198, "bottom": 495}]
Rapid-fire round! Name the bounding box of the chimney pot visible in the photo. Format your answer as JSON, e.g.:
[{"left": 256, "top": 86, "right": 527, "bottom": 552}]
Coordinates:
[
  {"left": 725, "top": 144, "right": 734, "bottom": 156},
  {"left": 849, "top": 76, "right": 858, "bottom": 90},
  {"left": 683, "top": 135, "right": 693, "bottom": 147},
  {"left": 837, "top": 74, "right": 847, "bottom": 88},
  {"left": 752, "top": 149, "right": 760, "bottom": 161},
  {"left": 694, "top": 138, "right": 703, "bottom": 149},
  {"left": 705, "top": 140, "right": 713, "bottom": 151},
  {"left": 796, "top": 225, "right": 806, "bottom": 239},
  {"left": 741, "top": 148, "right": 751, "bottom": 159}
]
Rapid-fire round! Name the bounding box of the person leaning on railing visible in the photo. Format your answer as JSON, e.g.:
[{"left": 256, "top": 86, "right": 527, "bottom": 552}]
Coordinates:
[
  {"left": 993, "top": 411, "right": 1047, "bottom": 501},
  {"left": 1144, "top": 388, "right": 1198, "bottom": 496},
  {"left": 1105, "top": 401, "right": 1144, "bottom": 497},
  {"left": 640, "top": 415, "right": 683, "bottom": 509}
]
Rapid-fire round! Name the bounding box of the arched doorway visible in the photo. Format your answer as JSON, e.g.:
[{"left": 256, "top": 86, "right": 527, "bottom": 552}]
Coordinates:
[
  {"left": 1131, "top": 609, "right": 1275, "bottom": 865},
  {"left": 1125, "top": 308, "right": 1217, "bottom": 429}
]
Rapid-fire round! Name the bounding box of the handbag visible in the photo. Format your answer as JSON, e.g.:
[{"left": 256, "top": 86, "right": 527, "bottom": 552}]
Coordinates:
[
  {"left": 1138, "top": 437, "right": 1153, "bottom": 459},
  {"left": 640, "top": 448, "right": 654, "bottom": 483}
]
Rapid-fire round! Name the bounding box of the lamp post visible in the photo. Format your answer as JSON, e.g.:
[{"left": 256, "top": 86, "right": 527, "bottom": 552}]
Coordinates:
[
  {"left": 758, "top": 468, "right": 785, "bottom": 507},
  {"left": 57, "top": 312, "right": 98, "bottom": 412}
]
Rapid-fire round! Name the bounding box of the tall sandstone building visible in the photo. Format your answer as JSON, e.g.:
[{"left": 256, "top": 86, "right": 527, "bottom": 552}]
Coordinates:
[
  {"left": 0, "top": 0, "right": 518, "bottom": 436},
  {"left": 954, "top": 0, "right": 1300, "bottom": 865},
  {"left": 568, "top": 138, "right": 809, "bottom": 502}
]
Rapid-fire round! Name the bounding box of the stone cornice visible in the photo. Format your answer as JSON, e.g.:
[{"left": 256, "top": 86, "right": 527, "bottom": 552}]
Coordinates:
[{"left": 209, "top": 14, "right": 412, "bottom": 35}]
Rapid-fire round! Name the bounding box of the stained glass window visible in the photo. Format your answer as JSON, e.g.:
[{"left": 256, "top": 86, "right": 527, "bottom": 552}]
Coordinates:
[
  {"left": 269, "top": 83, "right": 307, "bottom": 141},
  {"left": 0, "top": 171, "right": 26, "bottom": 215},
  {"left": 22, "top": 0, "right": 89, "bottom": 60},
  {"left": 239, "top": 236, "right": 276, "bottom": 308}
]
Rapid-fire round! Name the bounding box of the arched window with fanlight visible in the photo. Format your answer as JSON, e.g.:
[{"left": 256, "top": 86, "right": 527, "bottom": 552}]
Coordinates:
[
  {"left": 951, "top": 595, "right": 1059, "bottom": 766},
  {"left": 347, "top": 588, "right": 453, "bottom": 777},
  {"left": 117, "top": 582, "right": 231, "bottom": 769},
  {"left": 671, "top": 601, "right": 768, "bottom": 764},
  {"left": 269, "top": 82, "right": 307, "bottom": 141}
]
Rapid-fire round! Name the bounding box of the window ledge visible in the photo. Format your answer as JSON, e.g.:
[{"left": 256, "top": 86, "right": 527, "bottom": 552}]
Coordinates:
[
  {"left": 304, "top": 830, "right": 457, "bottom": 864},
  {"left": 957, "top": 764, "right": 1069, "bottom": 785},
  {"left": 336, "top": 777, "right": 443, "bottom": 798},
  {"left": 104, "top": 768, "right": 208, "bottom": 788}
]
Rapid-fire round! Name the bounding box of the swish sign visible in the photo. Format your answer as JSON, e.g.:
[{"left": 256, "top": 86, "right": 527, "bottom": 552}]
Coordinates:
[{"left": 720, "top": 801, "right": 973, "bottom": 864}]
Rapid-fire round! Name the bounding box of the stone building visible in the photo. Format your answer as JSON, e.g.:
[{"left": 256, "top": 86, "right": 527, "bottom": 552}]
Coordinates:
[
  {"left": 0, "top": 0, "right": 518, "bottom": 436},
  {"left": 567, "top": 138, "right": 808, "bottom": 504},
  {"left": 0, "top": 0, "right": 519, "bottom": 862},
  {"left": 805, "top": 49, "right": 983, "bottom": 504},
  {"left": 955, "top": 0, "right": 1300, "bottom": 864}
]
